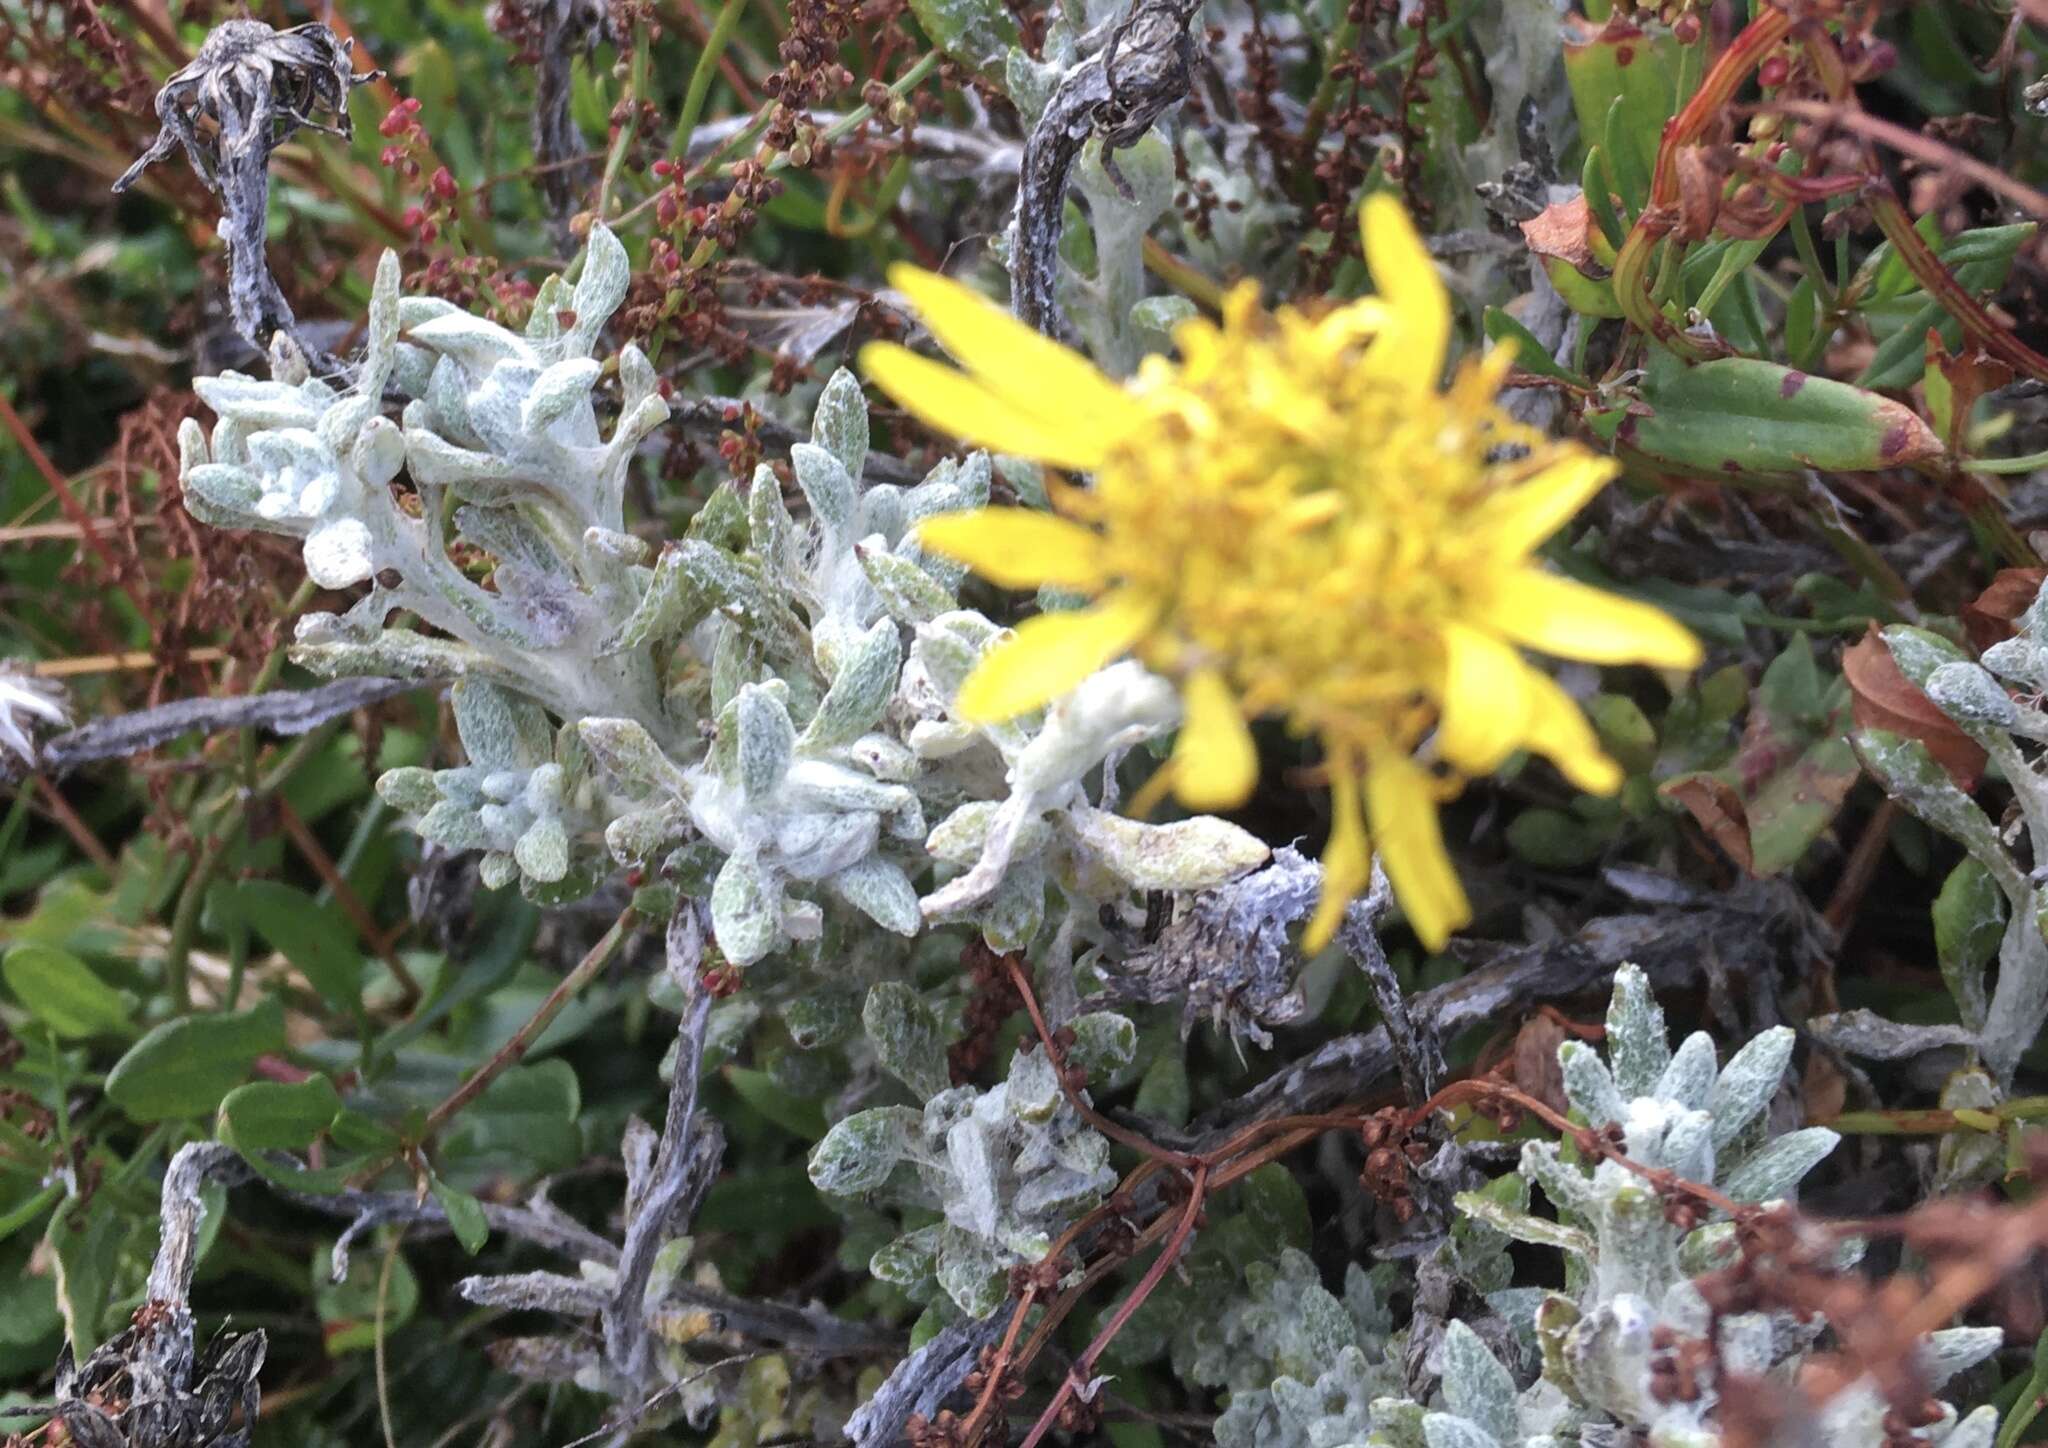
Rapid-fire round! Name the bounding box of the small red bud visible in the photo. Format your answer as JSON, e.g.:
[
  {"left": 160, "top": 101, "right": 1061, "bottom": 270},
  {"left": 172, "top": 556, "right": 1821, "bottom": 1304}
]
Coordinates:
[
  {"left": 430, "top": 166, "right": 458, "bottom": 202},
  {"left": 1758, "top": 54, "right": 1790, "bottom": 87}
]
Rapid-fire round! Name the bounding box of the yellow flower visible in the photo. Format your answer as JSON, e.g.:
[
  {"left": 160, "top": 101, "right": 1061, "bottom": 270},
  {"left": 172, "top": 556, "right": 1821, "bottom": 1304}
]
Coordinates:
[{"left": 860, "top": 194, "right": 1701, "bottom": 952}]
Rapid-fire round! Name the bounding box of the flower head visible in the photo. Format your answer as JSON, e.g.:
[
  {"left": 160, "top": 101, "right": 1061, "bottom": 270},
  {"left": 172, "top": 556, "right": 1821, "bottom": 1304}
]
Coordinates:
[{"left": 860, "top": 195, "right": 1700, "bottom": 950}]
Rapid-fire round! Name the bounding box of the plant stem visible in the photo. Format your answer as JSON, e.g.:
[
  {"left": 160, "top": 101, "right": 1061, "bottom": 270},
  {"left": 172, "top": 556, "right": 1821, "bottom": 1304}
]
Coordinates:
[{"left": 672, "top": 0, "right": 748, "bottom": 158}]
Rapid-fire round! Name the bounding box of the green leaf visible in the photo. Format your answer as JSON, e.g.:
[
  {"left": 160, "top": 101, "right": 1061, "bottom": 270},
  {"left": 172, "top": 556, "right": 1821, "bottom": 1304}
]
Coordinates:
[
  {"left": 2, "top": 944, "right": 130, "bottom": 1039},
  {"left": 47, "top": 1194, "right": 124, "bottom": 1353},
  {"left": 313, "top": 1242, "right": 419, "bottom": 1355},
  {"left": 906, "top": 0, "right": 1019, "bottom": 81},
  {"left": 1659, "top": 636, "right": 1859, "bottom": 876},
  {"left": 226, "top": 881, "right": 364, "bottom": 1012},
  {"left": 724, "top": 1065, "right": 830, "bottom": 1139},
  {"left": 863, "top": 981, "right": 951, "bottom": 1099},
  {"left": 430, "top": 1175, "right": 489, "bottom": 1255},
  {"left": 1596, "top": 355, "right": 1943, "bottom": 478},
  {"left": 1482, "top": 308, "right": 1585, "bottom": 385},
  {"left": 441, "top": 1059, "right": 582, "bottom": 1170},
  {"left": 218, "top": 1074, "right": 343, "bottom": 1151},
  {"left": 105, "top": 999, "right": 287, "bottom": 1123},
  {"left": 1933, "top": 857, "right": 2003, "bottom": 1034},
  {"left": 1564, "top": 17, "right": 1691, "bottom": 212}
]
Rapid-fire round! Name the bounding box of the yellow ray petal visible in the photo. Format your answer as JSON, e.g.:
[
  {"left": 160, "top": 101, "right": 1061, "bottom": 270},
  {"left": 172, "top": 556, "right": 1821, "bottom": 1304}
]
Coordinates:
[
  {"left": 1481, "top": 567, "right": 1704, "bottom": 670},
  {"left": 916, "top": 507, "right": 1107, "bottom": 590},
  {"left": 953, "top": 590, "right": 1159, "bottom": 723},
  {"left": 860, "top": 343, "right": 1108, "bottom": 471},
  {"left": 1473, "top": 452, "right": 1621, "bottom": 560},
  {"left": 1436, "top": 623, "right": 1535, "bottom": 775},
  {"left": 886, "top": 264, "right": 1141, "bottom": 445},
  {"left": 1366, "top": 751, "right": 1471, "bottom": 952},
  {"left": 1523, "top": 668, "right": 1623, "bottom": 795},
  {"left": 1359, "top": 192, "right": 1450, "bottom": 386},
  {"left": 1171, "top": 667, "right": 1259, "bottom": 811},
  {"left": 1303, "top": 759, "right": 1370, "bottom": 952}
]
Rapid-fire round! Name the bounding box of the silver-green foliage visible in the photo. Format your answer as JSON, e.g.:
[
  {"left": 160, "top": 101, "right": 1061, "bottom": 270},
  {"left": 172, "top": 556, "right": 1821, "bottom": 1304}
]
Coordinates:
[
  {"left": 806, "top": 1013, "right": 1135, "bottom": 1317},
  {"left": 173, "top": 227, "right": 1271, "bottom": 966},
  {"left": 1410, "top": 965, "right": 1998, "bottom": 1448},
  {"left": 1858, "top": 600, "right": 2048, "bottom": 1090}
]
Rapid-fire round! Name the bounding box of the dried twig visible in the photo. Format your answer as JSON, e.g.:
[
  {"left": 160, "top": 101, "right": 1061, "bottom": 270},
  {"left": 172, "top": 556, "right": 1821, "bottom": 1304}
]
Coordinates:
[
  {"left": 36, "top": 675, "right": 428, "bottom": 775},
  {"left": 1011, "top": 0, "right": 1204, "bottom": 336}
]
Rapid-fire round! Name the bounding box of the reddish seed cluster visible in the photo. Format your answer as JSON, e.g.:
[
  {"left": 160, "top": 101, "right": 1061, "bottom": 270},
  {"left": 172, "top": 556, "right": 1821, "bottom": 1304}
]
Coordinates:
[
  {"left": 377, "top": 94, "right": 426, "bottom": 177},
  {"left": 1357, "top": 1107, "right": 1431, "bottom": 1224}
]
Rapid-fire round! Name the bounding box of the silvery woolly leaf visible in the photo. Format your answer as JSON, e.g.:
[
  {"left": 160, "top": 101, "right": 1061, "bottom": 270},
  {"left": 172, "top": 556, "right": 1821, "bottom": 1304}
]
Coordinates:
[
  {"left": 1559, "top": 1040, "right": 1626, "bottom": 1129},
  {"left": 935, "top": 1229, "right": 1005, "bottom": 1317},
  {"left": 600, "top": 546, "right": 690, "bottom": 656},
  {"left": 478, "top": 851, "right": 520, "bottom": 889},
  {"left": 831, "top": 856, "right": 922, "bottom": 936},
  {"left": 1705, "top": 1025, "right": 1794, "bottom": 1150},
  {"left": 1943, "top": 1407, "right": 2001, "bottom": 1448},
  {"left": 1439, "top": 1321, "right": 1517, "bottom": 1446},
  {"left": 1060, "top": 806, "right": 1269, "bottom": 891},
  {"left": 1519, "top": 1140, "right": 1597, "bottom": 1219},
  {"left": 191, "top": 373, "right": 322, "bottom": 429},
  {"left": 1605, "top": 963, "right": 1670, "bottom": 1099},
  {"left": 791, "top": 441, "right": 857, "bottom": 540},
  {"left": 1918, "top": 1326, "right": 2003, "bottom": 1389},
  {"left": 979, "top": 851, "right": 1045, "bottom": 951},
  {"left": 578, "top": 717, "right": 691, "bottom": 799},
  {"left": 870, "top": 1224, "right": 942, "bottom": 1286},
  {"left": 748, "top": 461, "right": 794, "bottom": 564},
  {"left": 418, "top": 800, "right": 495, "bottom": 850},
  {"left": 1720, "top": 1126, "right": 1838, "bottom": 1203},
  {"left": 1927, "top": 661, "right": 2018, "bottom": 731},
  {"left": 736, "top": 683, "right": 796, "bottom": 803},
  {"left": 774, "top": 809, "right": 880, "bottom": 881},
  {"left": 1982, "top": 635, "right": 2048, "bottom": 693},
  {"left": 927, "top": 801, "right": 1050, "bottom": 866},
  {"left": 802, "top": 618, "right": 901, "bottom": 750},
  {"left": 407, "top": 310, "right": 532, "bottom": 374},
  {"left": 359, "top": 249, "right": 402, "bottom": 397},
  {"left": 182, "top": 463, "right": 264, "bottom": 522},
  {"left": 521, "top": 357, "right": 601, "bottom": 436},
  {"left": 1658, "top": 1108, "right": 1714, "bottom": 1183},
  {"left": 513, "top": 815, "right": 570, "bottom": 884},
  {"left": 858, "top": 540, "right": 955, "bottom": 624},
  {"left": 351, "top": 415, "right": 405, "bottom": 487},
  {"left": 1012, "top": 661, "right": 1179, "bottom": 795},
  {"left": 619, "top": 343, "right": 659, "bottom": 414},
  {"left": 709, "top": 850, "right": 781, "bottom": 966},
  {"left": 375, "top": 767, "right": 441, "bottom": 812},
  {"left": 1065, "top": 1012, "right": 1136, "bottom": 1077},
  {"left": 1422, "top": 1415, "right": 1502, "bottom": 1448},
  {"left": 304, "top": 517, "right": 375, "bottom": 589},
  {"left": 1656, "top": 1030, "right": 1720, "bottom": 1109},
  {"left": 808, "top": 1105, "right": 920, "bottom": 1195},
  {"left": 1006, "top": 1043, "right": 1060, "bottom": 1123},
  {"left": 1596, "top": 1182, "right": 1679, "bottom": 1305},
  {"left": 811, "top": 367, "right": 868, "bottom": 483},
  {"left": 944, "top": 1118, "right": 1001, "bottom": 1241},
  {"left": 567, "top": 222, "right": 630, "bottom": 357},
  {"left": 454, "top": 679, "right": 552, "bottom": 773},
  {"left": 863, "top": 981, "right": 950, "bottom": 1099},
  {"left": 1453, "top": 1188, "right": 1593, "bottom": 1258},
  {"left": 605, "top": 803, "right": 688, "bottom": 866}
]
